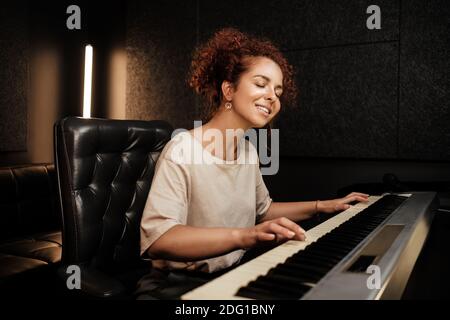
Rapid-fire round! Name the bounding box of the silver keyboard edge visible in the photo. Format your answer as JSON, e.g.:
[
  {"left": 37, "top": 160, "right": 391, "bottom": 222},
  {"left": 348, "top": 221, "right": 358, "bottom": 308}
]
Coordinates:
[{"left": 302, "top": 192, "right": 437, "bottom": 300}]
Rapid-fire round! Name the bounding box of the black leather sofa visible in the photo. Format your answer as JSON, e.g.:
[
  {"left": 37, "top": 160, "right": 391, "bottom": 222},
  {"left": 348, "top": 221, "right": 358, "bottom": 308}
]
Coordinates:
[{"left": 0, "top": 163, "right": 62, "bottom": 296}]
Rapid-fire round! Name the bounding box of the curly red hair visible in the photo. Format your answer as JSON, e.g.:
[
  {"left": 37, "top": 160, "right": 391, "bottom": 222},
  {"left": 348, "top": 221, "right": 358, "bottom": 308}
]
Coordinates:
[{"left": 188, "top": 28, "right": 297, "bottom": 122}]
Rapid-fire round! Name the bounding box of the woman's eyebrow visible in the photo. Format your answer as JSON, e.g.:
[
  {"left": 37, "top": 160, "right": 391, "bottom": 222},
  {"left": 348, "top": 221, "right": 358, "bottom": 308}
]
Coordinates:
[{"left": 252, "top": 75, "right": 283, "bottom": 89}]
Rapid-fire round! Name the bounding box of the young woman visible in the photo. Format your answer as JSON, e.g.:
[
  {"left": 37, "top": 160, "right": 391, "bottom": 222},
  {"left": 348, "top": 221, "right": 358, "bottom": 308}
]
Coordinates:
[{"left": 136, "top": 28, "right": 369, "bottom": 299}]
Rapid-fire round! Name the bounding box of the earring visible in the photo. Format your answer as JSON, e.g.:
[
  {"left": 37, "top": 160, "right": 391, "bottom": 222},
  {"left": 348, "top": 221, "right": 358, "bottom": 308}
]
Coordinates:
[{"left": 225, "top": 102, "right": 232, "bottom": 110}]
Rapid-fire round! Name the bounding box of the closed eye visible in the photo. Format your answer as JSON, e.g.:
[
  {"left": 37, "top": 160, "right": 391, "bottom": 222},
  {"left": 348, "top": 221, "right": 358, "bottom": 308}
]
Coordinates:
[{"left": 255, "top": 81, "right": 283, "bottom": 98}]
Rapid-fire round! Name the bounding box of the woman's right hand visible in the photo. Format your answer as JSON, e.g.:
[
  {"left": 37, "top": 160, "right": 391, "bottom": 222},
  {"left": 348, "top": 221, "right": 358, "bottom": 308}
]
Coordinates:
[{"left": 238, "top": 217, "right": 306, "bottom": 249}]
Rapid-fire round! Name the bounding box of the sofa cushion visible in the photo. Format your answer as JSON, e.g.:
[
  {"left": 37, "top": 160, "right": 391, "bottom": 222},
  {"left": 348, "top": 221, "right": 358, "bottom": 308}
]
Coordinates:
[
  {"left": 0, "top": 254, "right": 47, "bottom": 279},
  {"left": 0, "top": 164, "right": 59, "bottom": 241},
  {"left": 0, "top": 231, "right": 62, "bottom": 265},
  {"left": 0, "top": 164, "right": 62, "bottom": 289}
]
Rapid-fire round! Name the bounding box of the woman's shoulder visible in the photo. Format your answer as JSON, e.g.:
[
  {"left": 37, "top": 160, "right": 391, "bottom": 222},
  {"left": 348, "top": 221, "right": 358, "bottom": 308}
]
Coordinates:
[{"left": 159, "top": 130, "right": 196, "bottom": 164}]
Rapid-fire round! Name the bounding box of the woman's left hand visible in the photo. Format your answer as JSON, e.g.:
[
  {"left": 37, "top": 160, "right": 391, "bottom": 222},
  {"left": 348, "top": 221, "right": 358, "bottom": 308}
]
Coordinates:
[{"left": 317, "top": 192, "right": 370, "bottom": 214}]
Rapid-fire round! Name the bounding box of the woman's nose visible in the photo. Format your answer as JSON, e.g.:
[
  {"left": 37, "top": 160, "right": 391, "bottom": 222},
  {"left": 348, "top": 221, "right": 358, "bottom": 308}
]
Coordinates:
[{"left": 265, "top": 87, "right": 276, "bottom": 101}]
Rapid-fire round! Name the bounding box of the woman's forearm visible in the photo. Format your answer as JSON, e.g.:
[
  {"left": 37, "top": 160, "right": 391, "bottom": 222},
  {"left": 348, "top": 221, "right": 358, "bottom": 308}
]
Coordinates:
[
  {"left": 262, "top": 193, "right": 370, "bottom": 222},
  {"left": 149, "top": 202, "right": 317, "bottom": 261},
  {"left": 148, "top": 225, "right": 247, "bottom": 261},
  {"left": 262, "top": 201, "right": 318, "bottom": 222}
]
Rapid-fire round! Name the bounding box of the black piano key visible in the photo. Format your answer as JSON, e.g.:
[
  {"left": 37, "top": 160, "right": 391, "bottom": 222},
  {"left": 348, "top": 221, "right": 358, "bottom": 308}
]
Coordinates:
[
  {"left": 245, "top": 280, "right": 304, "bottom": 299},
  {"left": 322, "top": 234, "right": 365, "bottom": 243},
  {"left": 357, "top": 220, "right": 383, "bottom": 227},
  {"left": 339, "top": 221, "right": 375, "bottom": 229},
  {"left": 282, "top": 256, "right": 331, "bottom": 269},
  {"left": 288, "top": 254, "right": 338, "bottom": 268},
  {"left": 296, "top": 251, "right": 342, "bottom": 264},
  {"left": 346, "top": 222, "right": 380, "bottom": 229},
  {"left": 325, "top": 234, "right": 365, "bottom": 243},
  {"left": 340, "top": 225, "right": 376, "bottom": 232},
  {"left": 318, "top": 237, "right": 361, "bottom": 248},
  {"left": 268, "top": 265, "right": 323, "bottom": 282},
  {"left": 300, "top": 249, "right": 346, "bottom": 261},
  {"left": 338, "top": 227, "right": 373, "bottom": 235},
  {"left": 327, "top": 231, "right": 367, "bottom": 240},
  {"left": 247, "top": 278, "right": 310, "bottom": 297},
  {"left": 314, "top": 243, "right": 355, "bottom": 253},
  {"left": 311, "top": 242, "right": 353, "bottom": 254},
  {"left": 281, "top": 260, "right": 331, "bottom": 275},
  {"left": 263, "top": 273, "right": 315, "bottom": 289},
  {"left": 275, "top": 263, "right": 327, "bottom": 278},
  {"left": 291, "top": 257, "right": 341, "bottom": 269},
  {"left": 303, "top": 248, "right": 348, "bottom": 260},
  {"left": 320, "top": 239, "right": 364, "bottom": 249},
  {"left": 335, "top": 230, "right": 372, "bottom": 238},
  {"left": 335, "top": 229, "right": 369, "bottom": 236},
  {"left": 266, "top": 269, "right": 318, "bottom": 286},
  {"left": 236, "top": 286, "right": 287, "bottom": 300},
  {"left": 325, "top": 229, "right": 368, "bottom": 237}
]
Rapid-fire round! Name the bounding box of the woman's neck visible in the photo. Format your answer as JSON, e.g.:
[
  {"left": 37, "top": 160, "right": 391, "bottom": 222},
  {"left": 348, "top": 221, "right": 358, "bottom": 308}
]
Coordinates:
[{"left": 194, "top": 107, "right": 251, "bottom": 161}]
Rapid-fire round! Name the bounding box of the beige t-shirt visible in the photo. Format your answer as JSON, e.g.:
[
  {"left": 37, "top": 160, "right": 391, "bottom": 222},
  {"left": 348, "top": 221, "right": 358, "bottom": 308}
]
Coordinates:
[{"left": 140, "top": 131, "right": 272, "bottom": 273}]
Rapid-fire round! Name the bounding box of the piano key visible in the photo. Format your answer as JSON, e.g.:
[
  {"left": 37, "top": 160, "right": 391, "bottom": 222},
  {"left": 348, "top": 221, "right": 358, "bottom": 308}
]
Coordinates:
[
  {"left": 293, "top": 253, "right": 342, "bottom": 265},
  {"left": 236, "top": 286, "right": 287, "bottom": 300},
  {"left": 263, "top": 273, "right": 316, "bottom": 289},
  {"left": 267, "top": 266, "right": 322, "bottom": 283},
  {"left": 293, "top": 252, "right": 342, "bottom": 265},
  {"left": 280, "top": 260, "right": 332, "bottom": 274},
  {"left": 246, "top": 278, "right": 309, "bottom": 297}
]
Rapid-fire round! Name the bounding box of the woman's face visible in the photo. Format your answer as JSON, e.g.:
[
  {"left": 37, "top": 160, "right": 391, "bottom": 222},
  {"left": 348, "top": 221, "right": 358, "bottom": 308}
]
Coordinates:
[{"left": 229, "top": 56, "right": 284, "bottom": 128}]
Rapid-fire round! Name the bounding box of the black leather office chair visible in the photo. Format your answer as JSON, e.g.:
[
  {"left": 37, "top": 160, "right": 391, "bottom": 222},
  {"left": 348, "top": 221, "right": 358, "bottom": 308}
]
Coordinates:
[{"left": 54, "top": 116, "right": 173, "bottom": 298}]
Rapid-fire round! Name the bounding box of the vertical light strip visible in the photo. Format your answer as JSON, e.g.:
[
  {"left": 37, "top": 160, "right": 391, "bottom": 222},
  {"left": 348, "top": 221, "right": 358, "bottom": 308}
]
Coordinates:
[{"left": 83, "top": 44, "right": 93, "bottom": 118}]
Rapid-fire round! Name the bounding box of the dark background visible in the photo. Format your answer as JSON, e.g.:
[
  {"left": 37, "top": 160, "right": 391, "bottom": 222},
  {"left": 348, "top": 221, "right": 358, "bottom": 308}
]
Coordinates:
[{"left": 0, "top": 0, "right": 449, "bottom": 202}]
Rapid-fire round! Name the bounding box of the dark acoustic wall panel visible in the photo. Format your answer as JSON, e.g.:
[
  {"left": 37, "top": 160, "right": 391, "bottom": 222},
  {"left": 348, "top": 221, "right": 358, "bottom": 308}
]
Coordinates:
[
  {"left": 126, "top": 0, "right": 198, "bottom": 130},
  {"left": 278, "top": 43, "right": 398, "bottom": 158},
  {"left": 0, "top": 2, "right": 28, "bottom": 152},
  {"left": 399, "top": 0, "right": 450, "bottom": 160},
  {"left": 199, "top": 0, "right": 400, "bottom": 159},
  {"left": 199, "top": 0, "right": 399, "bottom": 50}
]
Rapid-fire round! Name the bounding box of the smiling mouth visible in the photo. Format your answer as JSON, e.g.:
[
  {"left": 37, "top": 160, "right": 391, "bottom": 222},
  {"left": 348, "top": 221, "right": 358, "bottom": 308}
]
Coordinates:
[{"left": 255, "top": 104, "right": 271, "bottom": 116}]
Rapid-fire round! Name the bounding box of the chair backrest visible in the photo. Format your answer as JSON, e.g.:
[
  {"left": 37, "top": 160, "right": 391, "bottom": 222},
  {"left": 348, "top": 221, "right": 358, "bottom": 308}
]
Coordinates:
[{"left": 54, "top": 117, "right": 173, "bottom": 274}]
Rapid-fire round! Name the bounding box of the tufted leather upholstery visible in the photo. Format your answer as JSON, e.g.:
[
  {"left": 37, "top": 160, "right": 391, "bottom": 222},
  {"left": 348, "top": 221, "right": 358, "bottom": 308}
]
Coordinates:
[
  {"left": 0, "top": 164, "right": 62, "bottom": 293},
  {"left": 54, "top": 117, "right": 173, "bottom": 298}
]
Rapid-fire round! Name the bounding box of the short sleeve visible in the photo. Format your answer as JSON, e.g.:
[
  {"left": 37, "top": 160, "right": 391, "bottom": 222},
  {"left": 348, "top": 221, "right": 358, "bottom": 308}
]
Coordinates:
[
  {"left": 255, "top": 167, "right": 272, "bottom": 223},
  {"left": 140, "top": 157, "right": 189, "bottom": 258}
]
